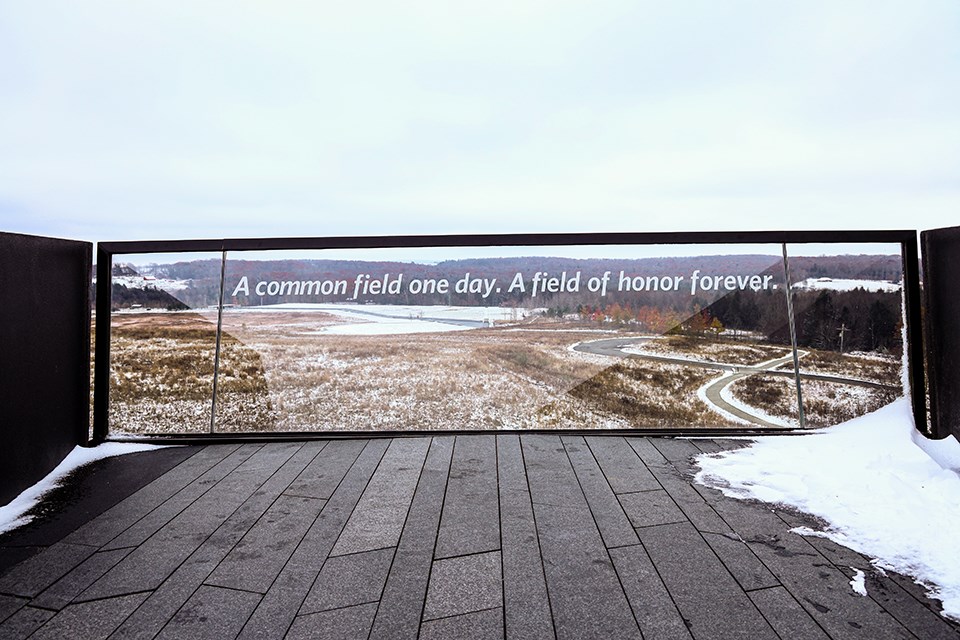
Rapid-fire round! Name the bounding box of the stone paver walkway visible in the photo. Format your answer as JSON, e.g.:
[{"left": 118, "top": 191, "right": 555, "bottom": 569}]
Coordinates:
[{"left": 0, "top": 435, "right": 957, "bottom": 639}]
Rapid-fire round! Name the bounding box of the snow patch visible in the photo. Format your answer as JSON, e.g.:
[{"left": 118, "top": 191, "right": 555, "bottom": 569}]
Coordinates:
[
  {"left": 0, "top": 443, "right": 171, "bottom": 535},
  {"left": 695, "top": 398, "right": 960, "bottom": 620},
  {"left": 850, "top": 568, "right": 868, "bottom": 596}
]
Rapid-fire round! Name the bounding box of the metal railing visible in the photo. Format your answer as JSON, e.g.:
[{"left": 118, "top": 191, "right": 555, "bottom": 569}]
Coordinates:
[{"left": 92, "top": 230, "right": 925, "bottom": 442}]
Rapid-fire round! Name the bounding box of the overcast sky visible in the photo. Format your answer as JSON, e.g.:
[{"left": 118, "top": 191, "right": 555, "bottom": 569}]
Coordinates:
[{"left": 1, "top": 1, "right": 957, "bottom": 243}]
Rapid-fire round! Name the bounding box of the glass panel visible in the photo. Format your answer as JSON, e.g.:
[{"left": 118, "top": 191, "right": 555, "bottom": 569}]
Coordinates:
[
  {"left": 213, "top": 244, "right": 796, "bottom": 432},
  {"left": 786, "top": 243, "right": 905, "bottom": 428},
  {"left": 106, "top": 252, "right": 222, "bottom": 434}
]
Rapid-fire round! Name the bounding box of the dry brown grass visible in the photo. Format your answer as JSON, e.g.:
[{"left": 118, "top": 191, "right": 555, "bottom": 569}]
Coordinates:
[
  {"left": 102, "top": 309, "right": 903, "bottom": 434},
  {"left": 730, "top": 374, "right": 898, "bottom": 428},
  {"left": 792, "top": 349, "right": 901, "bottom": 386},
  {"left": 569, "top": 360, "right": 738, "bottom": 428},
  {"left": 633, "top": 335, "right": 790, "bottom": 365}
]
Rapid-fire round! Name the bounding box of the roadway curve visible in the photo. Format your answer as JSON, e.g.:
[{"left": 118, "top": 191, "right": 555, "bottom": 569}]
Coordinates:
[{"left": 573, "top": 337, "right": 898, "bottom": 428}]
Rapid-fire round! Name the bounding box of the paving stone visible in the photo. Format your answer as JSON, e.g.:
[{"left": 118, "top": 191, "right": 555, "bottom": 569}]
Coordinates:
[
  {"left": 0, "top": 605, "right": 55, "bottom": 640},
  {"left": 885, "top": 569, "right": 952, "bottom": 616},
  {"left": 0, "top": 542, "right": 95, "bottom": 598},
  {"left": 331, "top": 438, "right": 430, "bottom": 556},
  {"left": 237, "top": 439, "right": 389, "bottom": 640},
  {"left": 155, "top": 585, "right": 261, "bottom": 640},
  {"left": 206, "top": 494, "right": 326, "bottom": 593},
  {"left": 284, "top": 439, "right": 363, "bottom": 499},
  {"left": 0, "top": 593, "right": 26, "bottom": 623},
  {"left": 423, "top": 551, "right": 502, "bottom": 620},
  {"left": 109, "top": 442, "right": 325, "bottom": 640},
  {"left": 31, "top": 548, "right": 132, "bottom": 610},
  {"left": 63, "top": 445, "right": 240, "bottom": 548},
  {"left": 302, "top": 547, "right": 394, "bottom": 614},
  {"left": 712, "top": 438, "right": 754, "bottom": 451},
  {"left": 618, "top": 489, "right": 686, "bottom": 528},
  {"left": 779, "top": 520, "right": 867, "bottom": 569},
  {"left": 99, "top": 444, "right": 259, "bottom": 551},
  {"left": 649, "top": 438, "right": 703, "bottom": 471},
  {"left": 0, "top": 547, "right": 41, "bottom": 575},
  {"left": 688, "top": 439, "right": 724, "bottom": 454},
  {"left": 637, "top": 522, "right": 778, "bottom": 640},
  {"left": 841, "top": 566, "right": 960, "bottom": 640},
  {"left": 748, "top": 586, "right": 831, "bottom": 640},
  {"left": 702, "top": 531, "right": 780, "bottom": 591},
  {"left": 420, "top": 607, "right": 504, "bottom": 640},
  {"left": 286, "top": 602, "right": 378, "bottom": 640},
  {"left": 369, "top": 436, "right": 453, "bottom": 640},
  {"left": 522, "top": 434, "right": 641, "bottom": 640},
  {"left": 79, "top": 443, "right": 300, "bottom": 601},
  {"left": 649, "top": 463, "right": 732, "bottom": 534},
  {"left": 6, "top": 437, "right": 957, "bottom": 640},
  {"left": 495, "top": 434, "right": 554, "bottom": 640},
  {"left": 625, "top": 437, "right": 669, "bottom": 466},
  {"left": 609, "top": 544, "right": 693, "bottom": 640},
  {"left": 562, "top": 436, "right": 638, "bottom": 549},
  {"left": 709, "top": 497, "right": 917, "bottom": 640},
  {"left": 30, "top": 592, "right": 148, "bottom": 640},
  {"left": 584, "top": 436, "right": 659, "bottom": 493},
  {"left": 434, "top": 435, "right": 500, "bottom": 559}
]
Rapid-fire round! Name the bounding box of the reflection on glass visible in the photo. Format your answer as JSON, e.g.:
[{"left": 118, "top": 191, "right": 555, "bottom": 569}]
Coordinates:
[
  {"left": 786, "top": 244, "right": 905, "bottom": 428},
  {"left": 212, "top": 245, "right": 798, "bottom": 432},
  {"left": 103, "top": 242, "right": 907, "bottom": 435},
  {"left": 107, "top": 252, "right": 222, "bottom": 434}
]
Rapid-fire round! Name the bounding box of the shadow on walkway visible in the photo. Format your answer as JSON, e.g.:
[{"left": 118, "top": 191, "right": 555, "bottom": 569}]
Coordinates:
[{"left": 0, "top": 436, "right": 956, "bottom": 639}]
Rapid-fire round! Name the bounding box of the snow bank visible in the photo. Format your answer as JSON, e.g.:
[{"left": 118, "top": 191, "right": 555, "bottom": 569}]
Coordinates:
[
  {"left": 695, "top": 398, "right": 960, "bottom": 620},
  {"left": 0, "top": 443, "right": 169, "bottom": 535}
]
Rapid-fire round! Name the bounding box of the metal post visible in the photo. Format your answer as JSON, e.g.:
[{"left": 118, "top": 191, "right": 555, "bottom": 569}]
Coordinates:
[
  {"left": 210, "top": 250, "right": 228, "bottom": 434},
  {"left": 91, "top": 245, "right": 114, "bottom": 444},
  {"left": 781, "top": 243, "right": 807, "bottom": 429},
  {"left": 906, "top": 235, "right": 931, "bottom": 436}
]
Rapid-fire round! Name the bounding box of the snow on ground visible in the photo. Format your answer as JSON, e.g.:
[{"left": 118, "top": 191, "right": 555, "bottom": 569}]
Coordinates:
[
  {"left": 105, "top": 274, "right": 191, "bottom": 293},
  {"left": 792, "top": 277, "right": 901, "bottom": 293},
  {"left": 236, "top": 303, "right": 540, "bottom": 335},
  {"left": 0, "top": 443, "right": 169, "bottom": 535},
  {"left": 303, "top": 319, "right": 471, "bottom": 335},
  {"left": 261, "top": 303, "right": 536, "bottom": 322},
  {"left": 695, "top": 398, "right": 960, "bottom": 620}
]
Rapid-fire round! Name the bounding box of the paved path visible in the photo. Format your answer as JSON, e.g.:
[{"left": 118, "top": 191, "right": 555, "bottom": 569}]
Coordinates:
[
  {"left": 575, "top": 338, "right": 898, "bottom": 428},
  {"left": 574, "top": 338, "right": 898, "bottom": 390},
  {"left": 1, "top": 437, "right": 956, "bottom": 639}
]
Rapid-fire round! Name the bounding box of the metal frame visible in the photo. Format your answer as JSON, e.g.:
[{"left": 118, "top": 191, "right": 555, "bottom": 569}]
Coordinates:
[{"left": 92, "top": 229, "right": 926, "bottom": 443}]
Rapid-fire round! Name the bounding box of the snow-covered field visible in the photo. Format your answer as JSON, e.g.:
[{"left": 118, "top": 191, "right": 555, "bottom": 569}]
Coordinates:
[
  {"left": 792, "top": 277, "right": 901, "bottom": 293},
  {"left": 103, "top": 274, "right": 192, "bottom": 293},
  {"left": 696, "top": 398, "right": 960, "bottom": 621},
  {"left": 223, "top": 303, "right": 540, "bottom": 336}
]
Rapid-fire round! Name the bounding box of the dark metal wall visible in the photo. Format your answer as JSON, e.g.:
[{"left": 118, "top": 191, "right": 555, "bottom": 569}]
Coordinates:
[
  {"left": 921, "top": 226, "right": 960, "bottom": 440},
  {"left": 0, "top": 232, "right": 92, "bottom": 505}
]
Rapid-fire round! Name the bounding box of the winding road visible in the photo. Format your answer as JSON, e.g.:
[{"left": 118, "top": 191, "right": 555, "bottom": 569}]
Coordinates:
[{"left": 573, "top": 337, "right": 898, "bottom": 428}]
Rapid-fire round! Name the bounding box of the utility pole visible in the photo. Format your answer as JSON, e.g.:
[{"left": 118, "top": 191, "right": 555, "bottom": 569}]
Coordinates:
[{"left": 838, "top": 322, "right": 849, "bottom": 353}]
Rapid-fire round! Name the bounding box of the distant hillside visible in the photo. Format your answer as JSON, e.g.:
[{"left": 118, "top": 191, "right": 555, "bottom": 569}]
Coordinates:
[{"left": 93, "top": 253, "right": 903, "bottom": 310}]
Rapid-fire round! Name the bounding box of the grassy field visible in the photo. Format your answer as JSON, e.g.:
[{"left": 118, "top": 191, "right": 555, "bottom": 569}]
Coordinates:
[{"left": 100, "top": 310, "right": 903, "bottom": 434}]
